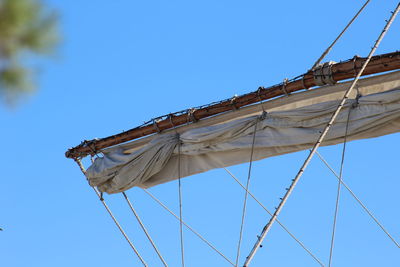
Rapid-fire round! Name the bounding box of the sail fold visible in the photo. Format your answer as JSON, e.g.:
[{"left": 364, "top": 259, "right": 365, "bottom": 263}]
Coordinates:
[{"left": 86, "top": 75, "right": 400, "bottom": 193}]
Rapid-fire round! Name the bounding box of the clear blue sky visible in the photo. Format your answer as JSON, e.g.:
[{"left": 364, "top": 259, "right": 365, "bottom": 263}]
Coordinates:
[{"left": 1, "top": 1, "right": 400, "bottom": 266}]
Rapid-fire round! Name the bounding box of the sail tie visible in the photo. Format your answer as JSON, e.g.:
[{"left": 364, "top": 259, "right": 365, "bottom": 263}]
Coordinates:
[
  {"left": 313, "top": 61, "right": 337, "bottom": 86},
  {"left": 280, "top": 78, "right": 290, "bottom": 96},
  {"left": 152, "top": 118, "right": 161, "bottom": 133},
  {"left": 256, "top": 87, "right": 266, "bottom": 113},
  {"left": 187, "top": 108, "right": 198, "bottom": 123},
  {"left": 230, "top": 95, "right": 239, "bottom": 110}
]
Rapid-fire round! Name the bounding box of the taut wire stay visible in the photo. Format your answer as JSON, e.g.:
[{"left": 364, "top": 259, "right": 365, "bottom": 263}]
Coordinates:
[
  {"left": 74, "top": 159, "right": 148, "bottom": 267},
  {"left": 122, "top": 192, "right": 168, "bottom": 267},
  {"left": 243, "top": 3, "right": 400, "bottom": 266},
  {"left": 311, "top": 0, "right": 371, "bottom": 69},
  {"left": 315, "top": 151, "right": 400, "bottom": 249},
  {"left": 224, "top": 168, "right": 325, "bottom": 267},
  {"left": 143, "top": 189, "right": 236, "bottom": 266},
  {"left": 177, "top": 138, "right": 185, "bottom": 267},
  {"left": 235, "top": 117, "right": 259, "bottom": 266},
  {"left": 328, "top": 107, "right": 352, "bottom": 267}
]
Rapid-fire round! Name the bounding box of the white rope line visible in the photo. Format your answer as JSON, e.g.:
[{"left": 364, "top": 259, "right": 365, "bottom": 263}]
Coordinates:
[
  {"left": 235, "top": 119, "right": 259, "bottom": 266},
  {"left": 224, "top": 168, "right": 325, "bottom": 267},
  {"left": 243, "top": 5, "right": 400, "bottom": 265},
  {"left": 143, "top": 189, "right": 236, "bottom": 266},
  {"left": 74, "top": 159, "right": 148, "bottom": 267},
  {"left": 328, "top": 108, "right": 352, "bottom": 267},
  {"left": 311, "top": 0, "right": 371, "bottom": 69},
  {"left": 122, "top": 192, "right": 168, "bottom": 267},
  {"left": 177, "top": 139, "right": 185, "bottom": 267},
  {"left": 316, "top": 151, "right": 400, "bottom": 248}
]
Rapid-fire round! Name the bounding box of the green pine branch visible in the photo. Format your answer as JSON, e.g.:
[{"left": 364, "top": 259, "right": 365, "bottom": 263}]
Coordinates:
[{"left": 0, "top": 0, "right": 59, "bottom": 104}]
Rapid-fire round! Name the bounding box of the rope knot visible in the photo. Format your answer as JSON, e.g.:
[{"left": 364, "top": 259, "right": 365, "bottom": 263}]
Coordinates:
[
  {"left": 259, "top": 111, "right": 268, "bottom": 120},
  {"left": 352, "top": 94, "right": 362, "bottom": 108},
  {"left": 313, "top": 61, "right": 337, "bottom": 86},
  {"left": 187, "top": 108, "right": 197, "bottom": 123},
  {"left": 230, "top": 95, "right": 239, "bottom": 110},
  {"left": 152, "top": 119, "right": 161, "bottom": 133},
  {"left": 280, "top": 78, "right": 290, "bottom": 96}
]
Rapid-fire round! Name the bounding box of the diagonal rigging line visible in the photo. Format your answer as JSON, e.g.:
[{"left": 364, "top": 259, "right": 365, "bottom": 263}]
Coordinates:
[
  {"left": 143, "top": 189, "right": 236, "bottom": 266},
  {"left": 177, "top": 140, "right": 185, "bottom": 267},
  {"left": 328, "top": 107, "right": 352, "bottom": 267},
  {"left": 224, "top": 168, "right": 325, "bottom": 267},
  {"left": 311, "top": 0, "right": 371, "bottom": 69},
  {"left": 235, "top": 118, "right": 259, "bottom": 266},
  {"left": 122, "top": 192, "right": 168, "bottom": 267},
  {"left": 243, "top": 4, "right": 400, "bottom": 265},
  {"left": 74, "top": 159, "right": 148, "bottom": 267},
  {"left": 315, "top": 151, "right": 400, "bottom": 248}
]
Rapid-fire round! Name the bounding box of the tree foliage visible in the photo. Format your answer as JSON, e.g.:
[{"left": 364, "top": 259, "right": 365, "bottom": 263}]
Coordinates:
[{"left": 0, "top": 0, "right": 58, "bottom": 103}]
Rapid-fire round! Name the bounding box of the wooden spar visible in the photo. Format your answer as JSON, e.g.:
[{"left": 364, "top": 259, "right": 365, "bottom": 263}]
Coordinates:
[{"left": 66, "top": 51, "right": 400, "bottom": 159}]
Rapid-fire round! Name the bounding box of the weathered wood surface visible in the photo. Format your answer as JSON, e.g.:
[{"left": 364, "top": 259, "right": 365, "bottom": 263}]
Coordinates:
[{"left": 66, "top": 51, "right": 400, "bottom": 159}]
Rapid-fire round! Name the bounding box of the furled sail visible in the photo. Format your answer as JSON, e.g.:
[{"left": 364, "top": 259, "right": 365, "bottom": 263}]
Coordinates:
[{"left": 86, "top": 71, "right": 400, "bottom": 193}]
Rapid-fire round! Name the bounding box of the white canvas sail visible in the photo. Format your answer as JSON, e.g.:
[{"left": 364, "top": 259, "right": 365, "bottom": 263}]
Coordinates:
[{"left": 86, "top": 71, "right": 400, "bottom": 193}]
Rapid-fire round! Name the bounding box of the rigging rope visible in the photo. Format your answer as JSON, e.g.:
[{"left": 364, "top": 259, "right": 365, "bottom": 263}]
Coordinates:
[
  {"left": 311, "top": 0, "right": 371, "bottom": 69},
  {"left": 74, "top": 159, "right": 148, "bottom": 267},
  {"left": 243, "top": 4, "right": 400, "bottom": 266},
  {"left": 328, "top": 107, "right": 352, "bottom": 267},
  {"left": 315, "top": 151, "right": 400, "bottom": 248},
  {"left": 235, "top": 118, "right": 259, "bottom": 266},
  {"left": 177, "top": 139, "right": 185, "bottom": 267},
  {"left": 224, "top": 168, "right": 325, "bottom": 267},
  {"left": 143, "top": 189, "right": 236, "bottom": 266},
  {"left": 122, "top": 192, "right": 168, "bottom": 267}
]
